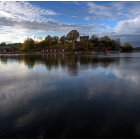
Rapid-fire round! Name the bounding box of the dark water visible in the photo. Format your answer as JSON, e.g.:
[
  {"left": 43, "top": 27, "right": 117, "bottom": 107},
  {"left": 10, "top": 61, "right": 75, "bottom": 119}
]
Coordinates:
[{"left": 0, "top": 53, "right": 140, "bottom": 138}]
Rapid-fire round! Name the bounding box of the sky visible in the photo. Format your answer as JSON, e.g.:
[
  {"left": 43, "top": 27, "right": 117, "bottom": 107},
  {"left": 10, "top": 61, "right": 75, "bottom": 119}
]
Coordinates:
[{"left": 1, "top": 1, "right": 140, "bottom": 47}]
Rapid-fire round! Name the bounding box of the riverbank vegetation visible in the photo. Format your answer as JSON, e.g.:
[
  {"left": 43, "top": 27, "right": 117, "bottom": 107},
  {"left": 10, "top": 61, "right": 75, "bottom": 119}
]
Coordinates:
[
  {"left": 122, "top": 42, "right": 133, "bottom": 52},
  {"left": 0, "top": 30, "right": 133, "bottom": 53}
]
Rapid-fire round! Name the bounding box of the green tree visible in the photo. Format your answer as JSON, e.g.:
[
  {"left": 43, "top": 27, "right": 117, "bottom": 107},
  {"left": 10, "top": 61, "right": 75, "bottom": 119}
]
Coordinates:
[
  {"left": 103, "top": 36, "right": 111, "bottom": 42},
  {"left": 52, "top": 36, "right": 59, "bottom": 46},
  {"left": 21, "top": 38, "right": 34, "bottom": 51},
  {"left": 90, "top": 34, "right": 99, "bottom": 49},
  {"left": 67, "top": 30, "right": 79, "bottom": 50},
  {"left": 0, "top": 42, "right": 6, "bottom": 46},
  {"left": 103, "top": 36, "right": 111, "bottom": 48},
  {"left": 45, "top": 35, "right": 52, "bottom": 47},
  {"left": 116, "top": 38, "right": 121, "bottom": 50},
  {"left": 59, "top": 35, "right": 66, "bottom": 47},
  {"left": 38, "top": 40, "right": 45, "bottom": 49},
  {"left": 122, "top": 42, "right": 132, "bottom": 52},
  {"left": 8, "top": 43, "right": 22, "bottom": 50},
  {"left": 90, "top": 34, "right": 99, "bottom": 41}
]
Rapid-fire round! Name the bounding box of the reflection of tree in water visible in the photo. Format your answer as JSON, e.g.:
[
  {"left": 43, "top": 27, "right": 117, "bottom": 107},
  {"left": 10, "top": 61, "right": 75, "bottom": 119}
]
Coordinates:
[
  {"left": 122, "top": 57, "right": 132, "bottom": 63},
  {"left": 0, "top": 56, "right": 8, "bottom": 64},
  {"left": 79, "top": 56, "right": 120, "bottom": 68},
  {"left": 65, "top": 55, "right": 79, "bottom": 76},
  {"left": 0, "top": 55, "right": 121, "bottom": 74},
  {"left": 20, "top": 55, "right": 42, "bottom": 68},
  {"left": 42, "top": 54, "right": 64, "bottom": 71}
]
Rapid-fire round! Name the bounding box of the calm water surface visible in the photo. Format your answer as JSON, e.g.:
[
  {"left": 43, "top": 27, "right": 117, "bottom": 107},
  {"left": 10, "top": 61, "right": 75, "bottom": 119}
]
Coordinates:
[{"left": 0, "top": 53, "right": 140, "bottom": 138}]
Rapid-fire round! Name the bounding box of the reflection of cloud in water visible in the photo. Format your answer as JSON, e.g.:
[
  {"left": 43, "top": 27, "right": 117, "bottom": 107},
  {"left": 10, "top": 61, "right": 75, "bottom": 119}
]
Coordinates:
[
  {"left": 112, "top": 67, "right": 140, "bottom": 86},
  {"left": 15, "top": 112, "right": 34, "bottom": 128},
  {"left": 0, "top": 54, "right": 140, "bottom": 138},
  {"left": 0, "top": 54, "right": 139, "bottom": 112},
  {"left": 82, "top": 63, "right": 140, "bottom": 100},
  {"left": 114, "top": 69, "right": 137, "bottom": 82},
  {"left": 0, "top": 71, "right": 68, "bottom": 115}
]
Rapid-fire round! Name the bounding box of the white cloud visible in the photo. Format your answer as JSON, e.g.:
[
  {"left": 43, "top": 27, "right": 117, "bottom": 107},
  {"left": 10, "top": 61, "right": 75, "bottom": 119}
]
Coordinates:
[
  {"left": 73, "top": 1, "right": 80, "bottom": 5},
  {"left": 105, "top": 16, "right": 140, "bottom": 47},
  {"left": 0, "top": 30, "right": 27, "bottom": 43},
  {"left": 1, "top": 1, "right": 140, "bottom": 45},
  {"left": 114, "top": 16, "right": 140, "bottom": 35},
  {"left": 0, "top": 1, "right": 57, "bottom": 43},
  {"left": 91, "top": 14, "right": 140, "bottom": 47},
  {"left": 86, "top": 2, "right": 140, "bottom": 21},
  {"left": 0, "top": 16, "right": 99, "bottom": 33},
  {"left": 30, "top": 35, "right": 45, "bottom": 42},
  {"left": 0, "top": 1, "right": 103, "bottom": 43},
  {"left": 0, "top": 1, "right": 56, "bottom": 22}
]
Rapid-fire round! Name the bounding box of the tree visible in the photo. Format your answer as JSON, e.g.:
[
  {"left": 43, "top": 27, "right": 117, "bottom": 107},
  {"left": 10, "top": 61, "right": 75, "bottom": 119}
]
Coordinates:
[
  {"left": 90, "top": 34, "right": 98, "bottom": 41},
  {"left": 122, "top": 42, "right": 132, "bottom": 52},
  {"left": 0, "top": 42, "right": 6, "bottom": 46},
  {"left": 90, "top": 34, "right": 99, "bottom": 48},
  {"left": 38, "top": 40, "right": 45, "bottom": 49},
  {"left": 66, "top": 30, "right": 79, "bottom": 50},
  {"left": 45, "top": 35, "right": 52, "bottom": 47},
  {"left": 21, "top": 38, "right": 34, "bottom": 51},
  {"left": 88, "top": 42, "right": 94, "bottom": 51},
  {"left": 8, "top": 43, "right": 22, "bottom": 50},
  {"left": 103, "top": 36, "right": 111, "bottom": 42},
  {"left": 59, "top": 35, "right": 66, "bottom": 47},
  {"left": 52, "top": 36, "right": 59, "bottom": 46},
  {"left": 103, "top": 36, "right": 111, "bottom": 48}
]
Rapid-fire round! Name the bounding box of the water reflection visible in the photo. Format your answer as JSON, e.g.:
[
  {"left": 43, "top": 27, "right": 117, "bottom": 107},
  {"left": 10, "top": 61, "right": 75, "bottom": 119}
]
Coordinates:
[
  {"left": 0, "top": 54, "right": 120, "bottom": 72},
  {"left": 0, "top": 53, "right": 140, "bottom": 138}
]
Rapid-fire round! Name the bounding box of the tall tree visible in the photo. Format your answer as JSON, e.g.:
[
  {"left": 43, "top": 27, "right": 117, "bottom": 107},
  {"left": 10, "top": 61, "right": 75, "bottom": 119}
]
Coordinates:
[
  {"left": 52, "top": 36, "right": 59, "bottom": 46},
  {"left": 0, "top": 42, "right": 6, "bottom": 46},
  {"left": 45, "top": 35, "right": 52, "bottom": 47},
  {"left": 21, "top": 38, "right": 34, "bottom": 51},
  {"left": 38, "top": 40, "right": 45, "bottom": 49},
  {"left": 67, "top": 30, "right": 79, "bottom": 50},
  {"left": 116, "top": 38, "right": 121, "bottom": 50},
  {"left": 90, "top": 34, "right": 99, "bottom": 48},
  {"left": 122, "top": 42, "right": 132, "bottom": 52},
  {"left": 59, "top": 35, "right": 66, "bottom": 47}
]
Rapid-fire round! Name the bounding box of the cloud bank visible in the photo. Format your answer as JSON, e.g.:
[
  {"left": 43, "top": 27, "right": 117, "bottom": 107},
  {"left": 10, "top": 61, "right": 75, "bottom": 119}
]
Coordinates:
[
  {"left": 0, "top": 1, "right": 98, "bottom": 43},
  {"left": 0, "top": 1, "right": 140, "bottom": 46}
]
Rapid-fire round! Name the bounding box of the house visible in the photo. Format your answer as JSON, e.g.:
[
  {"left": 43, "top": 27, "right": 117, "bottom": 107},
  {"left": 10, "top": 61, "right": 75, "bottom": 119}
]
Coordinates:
[
  {"left": 80, "top": 36, "right": 89, "bottom": 42},
  {"left": 102, "top": 48, "right": 111, "bottom": 52},
  {"left": 0, "top": 46, "right": 16, "bottom": 53},
  {"left": 42, "top": 47, "right": 67, "bottom": 53}
]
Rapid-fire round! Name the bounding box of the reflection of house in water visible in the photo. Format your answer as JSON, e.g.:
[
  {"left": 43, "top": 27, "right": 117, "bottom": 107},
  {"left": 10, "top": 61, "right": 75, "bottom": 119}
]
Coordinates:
[
  {"left": 0, "top": 54, "right": 120, "bottom": 72},
  {"left": 80, "top": 36, "right": 89, "bottom": 42},
  {"left": 0, "top": 46, "right": 16, "bottom": 53},
  {"left": 42, "top": 47, "right": 67, "bottom": 53},
  {"left": 0, "top": 55, "right": 8, "bottom": 64},
  {"left": 102, "top": 48, "right": 111, "bottom": 52}
]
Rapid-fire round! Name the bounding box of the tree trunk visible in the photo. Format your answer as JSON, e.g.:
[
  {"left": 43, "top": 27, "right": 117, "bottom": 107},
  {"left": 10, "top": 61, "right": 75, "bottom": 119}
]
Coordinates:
[{"left": 72, "top": 40, "right": 75, "bottom": 50}]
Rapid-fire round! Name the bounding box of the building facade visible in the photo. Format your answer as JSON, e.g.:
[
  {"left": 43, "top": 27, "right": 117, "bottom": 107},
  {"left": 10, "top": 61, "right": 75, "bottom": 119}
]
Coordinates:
[
  {"left": 0, "top": 46, "right": 16, "bottom": 53},
  {"left": 42, "top": 48, "right": 67, "bottom": 53},
  {"left": 80, "top": 36, "right": 89, "bottom": 42}
]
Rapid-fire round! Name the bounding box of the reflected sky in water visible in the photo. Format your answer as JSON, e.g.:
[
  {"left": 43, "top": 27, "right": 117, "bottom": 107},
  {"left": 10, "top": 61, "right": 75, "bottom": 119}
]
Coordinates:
[{"left": 0, "top": 53, "right": 140, "bottom": 138}]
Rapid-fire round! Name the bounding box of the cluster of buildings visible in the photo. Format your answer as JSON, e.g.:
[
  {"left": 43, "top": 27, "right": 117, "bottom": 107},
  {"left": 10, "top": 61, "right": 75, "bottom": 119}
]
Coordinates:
[
  {"left": 80, "top": 36, "right": 89, "bottom": 42},
  {"left": 0, "top": 46, "right": 16, "bottom": 53},
  {"left": 42, "top": 36, "right": 90, "bottom": 53},
  {"left": 42, "top": 48, "right": 67, "bottom": 53},
  {"left": 0, "top": 35, "right": 121, "bottom": 54}
]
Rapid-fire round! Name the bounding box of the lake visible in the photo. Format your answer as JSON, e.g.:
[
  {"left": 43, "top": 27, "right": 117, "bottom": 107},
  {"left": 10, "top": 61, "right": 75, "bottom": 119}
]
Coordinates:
[{"left": 0, "top": 53, "right": 140, "bottom": 138}]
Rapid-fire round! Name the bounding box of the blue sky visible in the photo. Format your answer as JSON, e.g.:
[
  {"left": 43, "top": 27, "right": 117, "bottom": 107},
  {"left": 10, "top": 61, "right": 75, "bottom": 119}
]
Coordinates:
[{"left": 1, "top": 1, "right": 140, "bottom": 47}]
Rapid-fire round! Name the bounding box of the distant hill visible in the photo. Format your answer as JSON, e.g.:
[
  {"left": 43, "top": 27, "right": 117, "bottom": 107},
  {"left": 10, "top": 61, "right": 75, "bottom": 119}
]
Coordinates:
[{"left": 133, "top": 47, "right": 140, "bottom": 51}]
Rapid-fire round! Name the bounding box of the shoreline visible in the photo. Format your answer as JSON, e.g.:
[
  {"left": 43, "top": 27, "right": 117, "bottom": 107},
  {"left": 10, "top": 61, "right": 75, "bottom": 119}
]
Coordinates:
[{"left": 0, "top": 50, "right": 134, "bottom": 55}]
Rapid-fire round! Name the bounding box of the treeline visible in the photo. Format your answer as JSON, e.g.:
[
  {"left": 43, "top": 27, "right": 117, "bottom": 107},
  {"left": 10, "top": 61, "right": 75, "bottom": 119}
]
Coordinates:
[
  {"left": 0, "top": 30, "right": 133, "bottom": 52},
  {"left": 0, "top": 42, "right": 22, "bottom": 50}
]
